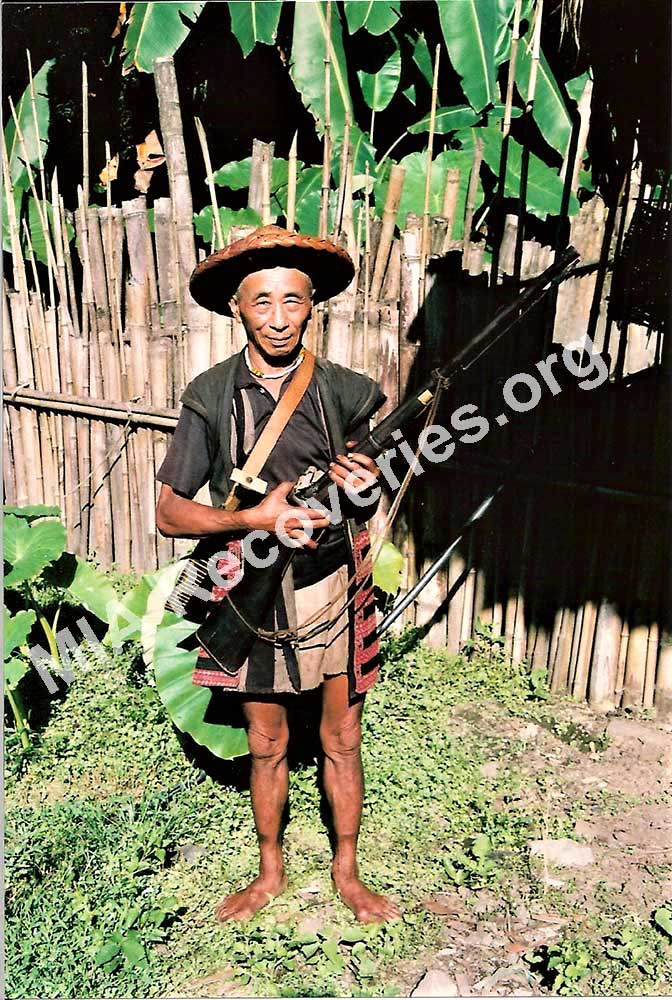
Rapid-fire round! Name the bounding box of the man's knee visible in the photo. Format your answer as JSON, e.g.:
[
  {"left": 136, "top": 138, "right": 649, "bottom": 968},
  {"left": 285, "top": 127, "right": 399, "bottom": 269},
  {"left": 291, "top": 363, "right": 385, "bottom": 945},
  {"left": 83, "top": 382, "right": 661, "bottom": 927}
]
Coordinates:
[
  {"left": 320, "top": 715, "right": 362, "bottom": 759},
  {"left": 247, "top": 722, "right": 290, "bottom": 764}
]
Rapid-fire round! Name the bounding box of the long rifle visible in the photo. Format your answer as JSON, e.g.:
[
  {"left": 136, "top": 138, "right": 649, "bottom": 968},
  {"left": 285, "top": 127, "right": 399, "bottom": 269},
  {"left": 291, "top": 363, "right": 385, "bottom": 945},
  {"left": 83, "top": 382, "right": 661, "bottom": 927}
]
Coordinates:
[{"left": 195, "top": 248, "right": 581, "bottom": 672}]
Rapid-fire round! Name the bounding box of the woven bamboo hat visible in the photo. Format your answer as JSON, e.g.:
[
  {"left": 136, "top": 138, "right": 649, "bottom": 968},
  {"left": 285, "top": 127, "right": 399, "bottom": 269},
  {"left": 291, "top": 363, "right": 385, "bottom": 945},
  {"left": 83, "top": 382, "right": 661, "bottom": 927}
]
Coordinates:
[{"left": 190, "top": 224, "right": 355, "bottom": 316}]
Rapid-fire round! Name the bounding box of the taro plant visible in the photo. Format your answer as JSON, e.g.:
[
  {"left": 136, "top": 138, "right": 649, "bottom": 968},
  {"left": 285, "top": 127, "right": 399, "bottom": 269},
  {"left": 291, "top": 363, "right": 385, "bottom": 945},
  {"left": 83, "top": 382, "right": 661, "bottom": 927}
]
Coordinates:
[{"left": 3, "top": 503, "right": 119, "bottom": 744}]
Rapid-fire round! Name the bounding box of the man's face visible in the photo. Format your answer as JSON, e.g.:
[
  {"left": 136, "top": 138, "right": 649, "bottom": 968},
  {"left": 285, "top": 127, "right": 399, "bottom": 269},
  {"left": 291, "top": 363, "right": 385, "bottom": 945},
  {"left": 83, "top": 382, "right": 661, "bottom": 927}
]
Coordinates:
[{"left": 230, "top": 267, "right": 313, "bottom": 363}]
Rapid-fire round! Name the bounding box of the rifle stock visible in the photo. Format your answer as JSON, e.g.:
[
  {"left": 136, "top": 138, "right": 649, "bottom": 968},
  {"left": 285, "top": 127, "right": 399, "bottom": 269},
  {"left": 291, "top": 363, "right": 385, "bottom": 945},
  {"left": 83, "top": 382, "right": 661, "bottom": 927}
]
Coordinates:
[{"left": 195, "top": 248, "right": 580, "bottom": 673}]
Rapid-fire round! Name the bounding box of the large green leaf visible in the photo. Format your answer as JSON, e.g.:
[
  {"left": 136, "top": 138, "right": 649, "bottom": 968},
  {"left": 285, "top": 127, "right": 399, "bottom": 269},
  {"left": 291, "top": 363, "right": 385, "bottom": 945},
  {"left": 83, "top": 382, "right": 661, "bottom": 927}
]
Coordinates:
[
  {"left": 344, "top": 0, "right": 400, "bottom": 36},
  {"left": 193, "top": 205, "right": 262, "bottom": 245},
  {"left": 4, "top": 607, "right": 37, "bottom": 660},
  {"left": 104, "top": 567, "right": 167, "bottom": 650},
  {"left": 3, "top": 59, "right": 54, "bottom": 192},
  {"left": 565, "top": 70, "right": 590, "bottom": 104},
  {"left": 5, "top": 656, "right": 31, "bottom": 690},
  {"left": 121, "top": 2, "right": 206, "bottom": 73},
  {"left": 4, "top": 514, "right": 66, "bottom": 588},
  {"left": 411, "top": 32, "right": 433, "bottom": 85},
  {"left": 408, "top": 105, "right": 479, "bottom": 135},
  {"left": 212, "top": 156, "right": 289, "bottom": 191},
  {"left": 374, "top": 148, "right": 481, "bottom": 238},
  {"left": 478, "top": 126, "right": 578, "bottom": 217},
  {"left": 142, "top": 560, "right": 248, "bottom": 760},
  {"left": 437, "top": 0, "right": 497, "bottom": 112},
  {"left": 515, "top": 38, "right": 572, "bottom": 156},
  {"left": 274, "top": 166, "right": 326, "bottom": 235},
  {"left": 227, "top": 0, "right": 282, "bottom": 58},
  {"left": 2, "top": 187, "right": 23, "bottom": 255},
  {"left": 68, "top": 558, "right": 119, "bottom": 625},
  {"left": 371, "top": 538, "right": 404, "bottom": 596},
  {"left": 494, "top": 0, "right": 535, "bottom": 64},
  {"left": 25, "top": 197, "right": 74, "bottom": 266},
  {"left": 290, "top": 1, "right": 353, "bottom": 144},
  {"left": 358, "top": 47, "right": 401, "bottom": 112}
]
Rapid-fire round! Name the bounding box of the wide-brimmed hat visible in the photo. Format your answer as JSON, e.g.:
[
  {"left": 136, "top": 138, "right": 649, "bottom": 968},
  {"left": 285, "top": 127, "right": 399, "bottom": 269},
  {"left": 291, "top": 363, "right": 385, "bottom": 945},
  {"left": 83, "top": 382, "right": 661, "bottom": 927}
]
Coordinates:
[{"left": 189, "top": 224, "right": 355, "bottom": 316}]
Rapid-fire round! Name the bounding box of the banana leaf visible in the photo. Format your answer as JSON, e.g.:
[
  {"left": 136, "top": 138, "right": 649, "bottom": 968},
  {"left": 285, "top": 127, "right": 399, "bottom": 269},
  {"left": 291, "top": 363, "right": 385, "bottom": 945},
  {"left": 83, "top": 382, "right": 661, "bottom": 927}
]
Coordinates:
[
  {"left": 403, "top": 84, "right": 417, "bottom": 106},
  {"left": 515, "top": 37, "right": 572, "bottom": 156},
  {"left": 121, "top": 2, "right": 206, "bottom": 73},
  {"left": 494, "top": 0, "right": 534, "bottom": 65},
  {"left": 3, "top": 514, "right": 66, "bottom": 588},
  {"left": 477, "top": 126, "right": 579, "bottom": 217},
  {"left": 411, "top": 32, "right": 433, "bottom": 85},
  {"left": 290, "top": 0, "right": 353, "bottom": 145},
  {"left": 227, "top": 0, "right": 282, "bottom": 58},
  {"left": 357, "top": 47, "right": 401, "bottom": 112},
  {"left": 344, "top": 0, "right": 401, "bottom": 36},
  {"left": 565, "top": 70, "right": 591, "bottom": 104},
  {"left": 408, "top": 105, "right": 479, "bottom": 135},
  {"left": 143, "top": 560, "right": 248, "bottom": 760},
  {"left": 436, "top": 0, "right": 497, "bottom": 113},
  {"left": 26, "top": 197, "right": 74, "bottom": 266},
  {"left": 212, "top": 156, "right": 289, "bottom": 191},
  {"left": 3, "top": 59, "right": 54, "bottom": 191},
  {"left": 193, "top": 205, "right": 262, "bottom": 245},
  {"left": 374, "top": 148, "right": 480, "bottom": 238}
]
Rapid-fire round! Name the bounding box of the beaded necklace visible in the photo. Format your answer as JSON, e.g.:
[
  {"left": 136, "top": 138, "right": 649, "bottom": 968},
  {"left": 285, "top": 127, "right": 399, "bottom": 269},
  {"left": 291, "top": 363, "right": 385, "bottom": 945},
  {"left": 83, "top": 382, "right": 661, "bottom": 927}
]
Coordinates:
[{"left": 244, "top": 344, "right": 305, "bottom": 380}]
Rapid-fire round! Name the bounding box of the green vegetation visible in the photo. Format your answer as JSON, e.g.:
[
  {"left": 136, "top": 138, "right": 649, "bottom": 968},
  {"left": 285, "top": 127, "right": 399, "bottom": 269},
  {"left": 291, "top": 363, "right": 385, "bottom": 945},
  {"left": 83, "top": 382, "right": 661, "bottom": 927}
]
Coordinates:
[{"left": 6, "top": 601, "right": 671, "bottom": 998}]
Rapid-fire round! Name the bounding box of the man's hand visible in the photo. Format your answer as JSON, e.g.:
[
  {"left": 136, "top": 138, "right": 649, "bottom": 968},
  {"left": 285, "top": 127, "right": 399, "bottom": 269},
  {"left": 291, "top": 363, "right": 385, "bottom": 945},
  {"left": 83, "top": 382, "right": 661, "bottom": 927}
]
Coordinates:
[
  {"left": 328, "top": 440, "right": 380, "bottom": 495},
  {"left": 242, "top": 481, "right": 330, "bottom": 550}
]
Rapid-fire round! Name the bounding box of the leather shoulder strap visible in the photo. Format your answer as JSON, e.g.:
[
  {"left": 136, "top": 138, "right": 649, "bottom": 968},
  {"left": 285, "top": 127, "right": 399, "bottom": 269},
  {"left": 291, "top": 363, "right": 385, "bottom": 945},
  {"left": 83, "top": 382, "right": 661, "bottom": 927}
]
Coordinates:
[{"left": 223, "top": 350, "right": 316, "bottom": 511}]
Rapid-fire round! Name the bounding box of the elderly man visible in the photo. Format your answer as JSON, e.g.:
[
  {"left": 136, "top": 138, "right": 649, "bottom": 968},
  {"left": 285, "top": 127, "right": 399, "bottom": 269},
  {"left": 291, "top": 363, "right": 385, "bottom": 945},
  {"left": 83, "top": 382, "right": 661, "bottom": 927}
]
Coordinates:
[{"left": 155, "top": 225, "right": 399, "bottom": 924}]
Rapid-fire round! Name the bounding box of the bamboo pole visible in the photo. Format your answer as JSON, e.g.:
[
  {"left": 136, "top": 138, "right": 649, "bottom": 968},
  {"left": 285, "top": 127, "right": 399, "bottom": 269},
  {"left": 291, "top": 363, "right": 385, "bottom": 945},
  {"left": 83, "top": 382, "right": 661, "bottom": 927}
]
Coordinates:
[
  {"left": 7, "top": 292, "right": 43, "bottom": 504},
  {"left": 370, "top": 165, "right": 405, "bottom": 302},
  {"left": 287, "top": 131, "right": 298, "bottom": 231},
  {"left": 2, "top": 292, "right": 29, "bottom": 506},
  {"left": 399, "top": 215, "right": 422, "bottom": 395},
  {"left": 462, "top": 138, "right": 483, "bottom": 271},
  {"left": 441, "top": 167, "right": 461, "bottom": 249},
  {"left": 319, "top": 0, "right": 332, "bottom": 240},
  {"left": 333, "top": 115, "right": 351, "bottom": 240},
  {"left": 261, "top": 143, "right": 273, "bottom": 226},
  {"left": 194, "top": 116, "right": 224, "bottom": 249},
  {"left": 513, "top": 0, "right": 543, "bottom": 281},
  {"left": 361, "top": 164, "right": 371, "bottom": 374},
  {"left": 154, "top": 56, "right": 210, "bottom": 382},
  {"left": 419, "top": 45, "right": 441, "bottom": 305},
  {"left": 490, "top": 0, "right": 523, "bottom": 287},
  {"left": 26, "top": 49, "right": 54, "bottom": 309},
  {"left": 82, "top": 62, "right": 90, "bottom": 211}
]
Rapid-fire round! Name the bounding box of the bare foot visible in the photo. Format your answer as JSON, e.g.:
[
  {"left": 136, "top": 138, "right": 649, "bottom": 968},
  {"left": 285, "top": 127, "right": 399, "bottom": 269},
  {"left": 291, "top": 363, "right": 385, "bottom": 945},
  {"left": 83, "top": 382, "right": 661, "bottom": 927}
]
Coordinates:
[
  {"left": 214, "top": 873, "right": 288, "bottom": 922},
  {"left": 332, "top": 872, "right": 401, "bottom": 924}
]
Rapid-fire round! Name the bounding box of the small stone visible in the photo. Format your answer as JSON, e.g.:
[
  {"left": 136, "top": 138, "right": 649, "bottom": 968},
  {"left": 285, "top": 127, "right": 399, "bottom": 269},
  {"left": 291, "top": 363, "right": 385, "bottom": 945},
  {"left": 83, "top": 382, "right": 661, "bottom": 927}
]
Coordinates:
[
  {"left": 518, "top": 723, "right": 540, "bottom": 741},
  {"left": 529, "top": 838, "right": 595, "bottom": 868},
  {"left": 177, "top": 843, "right": 205, "bottom": 863},
  {"left": 480, "top": 761, "right": 500, "bottom": 778},
  {"left": 411, "top": 970, "right": 460, "bottom": 997}
]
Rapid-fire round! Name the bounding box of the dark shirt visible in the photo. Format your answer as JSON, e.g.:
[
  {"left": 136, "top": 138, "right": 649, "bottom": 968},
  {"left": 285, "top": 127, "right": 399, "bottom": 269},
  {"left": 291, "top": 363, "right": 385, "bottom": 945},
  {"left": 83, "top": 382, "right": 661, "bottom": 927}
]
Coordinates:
[{"left": 157, "top": 352, "right": 383, "bottom": 587}]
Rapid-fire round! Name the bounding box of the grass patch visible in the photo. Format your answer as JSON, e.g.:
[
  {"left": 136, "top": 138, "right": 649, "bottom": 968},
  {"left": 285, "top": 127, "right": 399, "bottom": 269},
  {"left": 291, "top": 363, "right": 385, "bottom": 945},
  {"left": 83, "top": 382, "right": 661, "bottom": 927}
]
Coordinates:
[{"left": 5, "top": 622, "right": 671, "bottom": 997}]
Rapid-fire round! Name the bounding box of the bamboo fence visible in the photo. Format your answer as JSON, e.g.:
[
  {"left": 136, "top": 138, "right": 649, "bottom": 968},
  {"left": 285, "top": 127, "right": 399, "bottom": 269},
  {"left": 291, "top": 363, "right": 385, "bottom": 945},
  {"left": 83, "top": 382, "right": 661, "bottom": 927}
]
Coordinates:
[{"left": 3, "top": 57, "right": 670, "bottom": 718}]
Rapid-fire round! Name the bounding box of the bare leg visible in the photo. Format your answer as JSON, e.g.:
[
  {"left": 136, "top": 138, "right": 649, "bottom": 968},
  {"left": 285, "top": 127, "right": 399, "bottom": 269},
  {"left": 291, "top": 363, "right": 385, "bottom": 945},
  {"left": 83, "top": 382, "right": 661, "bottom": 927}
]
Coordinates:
[
  {"left": 215, "top": 699, "right": 289, "bottom": 922},
  {"left": 320, "top": 674, "right": 401, "bottom": 923}
]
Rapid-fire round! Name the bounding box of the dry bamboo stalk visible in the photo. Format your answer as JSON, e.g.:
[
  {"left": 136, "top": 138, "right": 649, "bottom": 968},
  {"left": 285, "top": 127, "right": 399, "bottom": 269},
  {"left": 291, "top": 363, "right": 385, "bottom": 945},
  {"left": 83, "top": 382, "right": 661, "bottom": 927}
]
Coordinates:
[
  {"left": 462, "top": 137, "right": 483, "bottom": 270},
  {"left": 100, "top": 205, "right": 127, "bottom": 329},
  {"left": 441, "top": 167, "right": 461, "bottom": 248},
  {"left": 9, "top": 97, "right": 64, "bottom": 306},
  {"left": 655, "top": 624, "right": 672, "bottom": 721},
  {"left": 121, "top": 197, "right": 161, "bottom": 343},
  {"left": 398, "top": 216, "right": 422, "bottom": 396},
  {"left": 86, "top": 208, "right": 120, "bottom": 397},
  {"left": 2, "top": 291, "right": 29, "bottom": 506},
  {"left": 4, "top": 389, "right": 179, "bottom": 427},
  {"left": 3, "top": 404, "right": 17, "bottom": 505},
  {"left": 261, "top": 143, "right": 272, "bottom": 226},
  {"left": 125, "top": 279, "right": 151, "bottom": 570},
  {"left": 26, "top": 49, "right": 54, "bottom": 309},
  {"left": 381, "top": 237, "right": 401, "bottom": 302},
  {"left": 446, "top": 484, "right": 468, "bottom": 653},
  {"left": 58, "top": 195, "right": 81, "bottom": 337},
  {"left": 325, "top": 289, "right": 355, "bottom": 368},
  {"left": 319, "top": 0, "right": 333, "bottom": 240},
  {"left": 82, "top": 62, "right": 90, "bottom": 210},
  {"left": 622, "top": 521, "right": 657, "bottom": 708},
  {"left": 419, "top": 44, "right": 441, "bottom": 305},
  {"left": 362, "top": 164, "right": 371, "bottom": 372},
  {"left": 248, "top": 138, "right": 267, "bottom": 213},
  {"left": 287, "top": 131, "right": 298, "bottom": 231},
  {"left": 333, "top": 115, "right": 351, "bottom": 239},
  {"left": 643, "top": 621, "right": 659, "bottom": 709},
  {"left": 502, "top": 0, "right": 523, "bottom": 139},
  {"left": 614, "top": 616, "right": 630, "bottom": 706},
  {"left": 370, "top": 165, "right": 405, "bottom": 302},
  {"left": 377, "top": 303, "right": 400, "bottom": 409},
  {"left": 8, "top": 292, "right": 43, "bottom": 503},
  {"left": 590, "top": 595, "right": 622, "bottom": 710},
  {"left": 1, "top": 138, "right": 29, "bottom": 300},
  {"left": 152, "top": 198, "right": 180, "bottom": 402},
  {"left": 154, "top": 57, "right": 210, "bottom": 383},
  {"left": 27, "top": 293, "right": 57, "bottom": 506},
  {"left": 194, "top": 116, "right": 225, "bottom": 249},
  {"left": 567, "top": 80, "right": 593, "bottom": 194},
  {"left": 572, "top": 537, "right": 600, "bottom": 701},
  {"left": 104, "top": 141, "right": 126, "bottom": 382}
]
